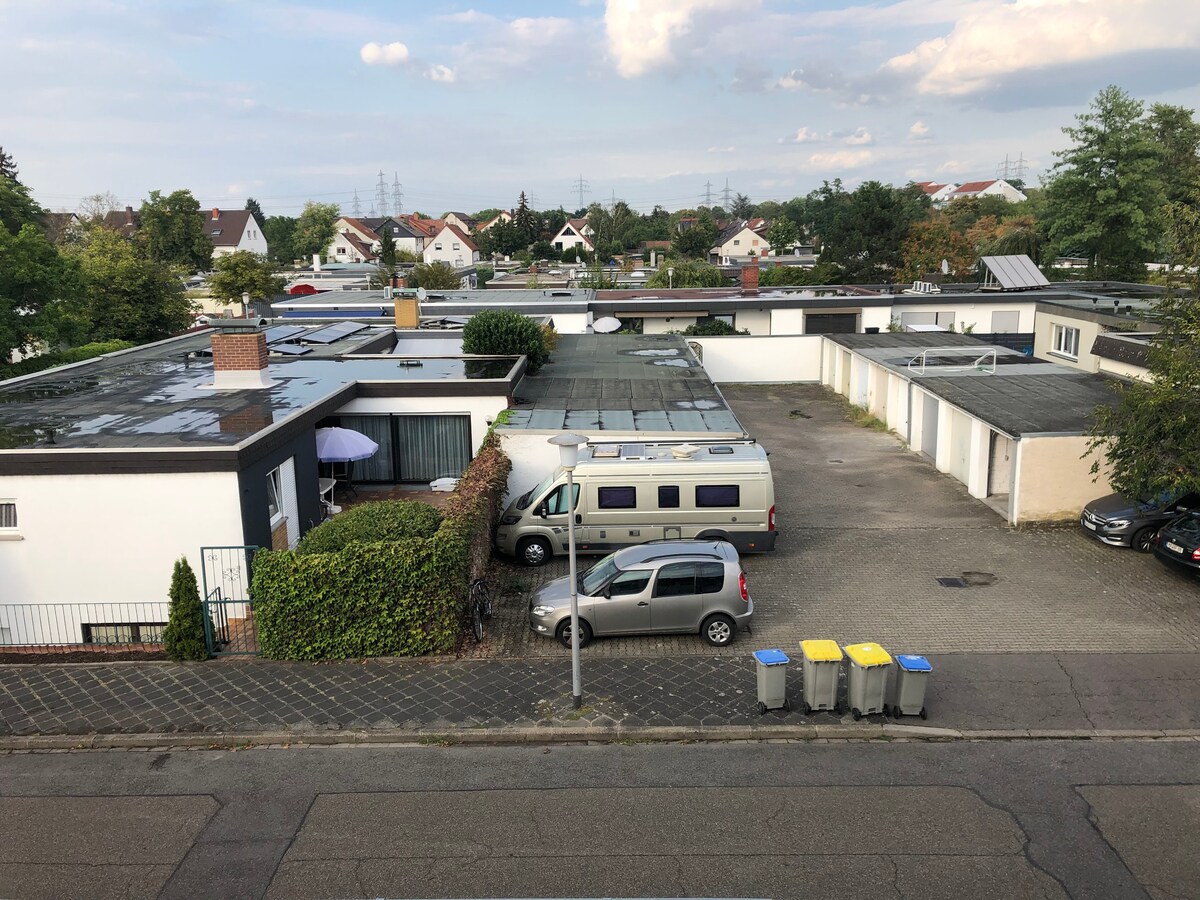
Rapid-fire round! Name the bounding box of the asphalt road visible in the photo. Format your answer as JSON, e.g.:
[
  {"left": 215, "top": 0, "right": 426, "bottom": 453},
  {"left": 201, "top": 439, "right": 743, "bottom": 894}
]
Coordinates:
[{"left": 2, "top": 741, "right": 1198, "bottom": 899}]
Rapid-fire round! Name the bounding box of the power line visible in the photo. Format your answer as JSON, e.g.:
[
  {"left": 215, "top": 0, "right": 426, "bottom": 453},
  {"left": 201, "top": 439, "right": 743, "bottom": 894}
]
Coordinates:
[
  {"left": 703, "top": 180, "right": 714, "bottom": 206},
  {"left": 351, "top": 190, "right": 362, "bottom": 217},
  {"left": 573, "top": 174, "right": 590, "bottom": 210},
  {"left": 375, "top": 170, "right": 389, "bottom": 219},
  {"left": 721, "top": 179, "right": 732, "bottom": 212},
  {"left": 392, "top": 173, "right": 403, "bottom": 215}
]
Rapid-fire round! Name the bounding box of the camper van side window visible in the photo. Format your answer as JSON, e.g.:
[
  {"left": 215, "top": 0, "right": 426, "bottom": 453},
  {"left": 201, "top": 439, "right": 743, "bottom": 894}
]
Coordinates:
[
  {"left": 658, "top": 486, "right": 680, "bottom": 508},
  {"left": 597, "top": 486, "right": 637, "bottom": 509},
  {"left": 696, "top": 485, "right": 740, "bottom": 507},
  {"left": 544, "top": 483, "right": 580, "bottom": 515}
]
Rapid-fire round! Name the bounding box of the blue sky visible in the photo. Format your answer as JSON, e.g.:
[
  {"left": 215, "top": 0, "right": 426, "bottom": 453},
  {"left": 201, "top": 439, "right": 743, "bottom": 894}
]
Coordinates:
[{"left": 4, "top": 0, "right": 1200, "bottom": 218}]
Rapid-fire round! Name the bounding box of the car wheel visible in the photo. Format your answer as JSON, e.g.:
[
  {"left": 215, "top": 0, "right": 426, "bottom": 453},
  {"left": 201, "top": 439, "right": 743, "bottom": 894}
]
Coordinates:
[
  {"left": 701, "top": 613, "right": 736, "bottom": 647},
  {"left": 1131, "top": 526, "right": 1156, "bottom": 553},
  {"left": 555, "top": 618, "right": 592, "bottom": 649},
  {"left": 518, "top": 537, "right": 551, "bottom": 567}
]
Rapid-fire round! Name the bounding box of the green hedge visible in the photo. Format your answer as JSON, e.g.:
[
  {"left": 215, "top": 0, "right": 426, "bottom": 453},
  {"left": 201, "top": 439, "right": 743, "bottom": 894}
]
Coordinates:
[
  {"left": 296, "top": 499, "right": 441, "bottom": 554},
  {"left": 1, "top": 341, "right": 134, "bottom": 379},
  {"left": 252, "top": 436, "right": 511, "bottom": 659}
]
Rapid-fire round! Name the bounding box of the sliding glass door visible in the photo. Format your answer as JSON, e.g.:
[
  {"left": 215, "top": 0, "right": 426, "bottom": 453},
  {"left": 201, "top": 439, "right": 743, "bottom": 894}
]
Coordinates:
[{"left": 332, "top": 414, "right": 471, "bottom": 484}]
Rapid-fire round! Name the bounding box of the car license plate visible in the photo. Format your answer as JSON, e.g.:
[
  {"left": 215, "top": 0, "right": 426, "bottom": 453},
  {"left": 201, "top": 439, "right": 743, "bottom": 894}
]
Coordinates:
[
  {"left": 1084, "top": 520, "right": 1096, "bottom": 530},
  {"left": 1166, "top": 541, "right": 1184, "bottom": 554}
]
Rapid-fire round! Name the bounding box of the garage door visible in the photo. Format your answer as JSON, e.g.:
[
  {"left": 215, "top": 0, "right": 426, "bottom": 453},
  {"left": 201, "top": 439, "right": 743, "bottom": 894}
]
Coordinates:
[
  {"left": 804, "top": 313, "right": 859, "bottom": 334},
  {"left": 988, "top": 432, "right": 1013, "bottom": 495},
  {"left": 921, "top": 393, "right": 938, "bottom": 461}
]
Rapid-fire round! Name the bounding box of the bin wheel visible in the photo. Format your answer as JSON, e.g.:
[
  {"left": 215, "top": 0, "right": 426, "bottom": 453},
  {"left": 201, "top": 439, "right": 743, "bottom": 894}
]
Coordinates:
[
  {"left": 891, "top": 705, "right": 901, "bottom": 718},
  {"left": 852, "top": 708, "right": 861, "bottom": 721},
  {"left": 802, "top": 701, "right": 811, "bottom": 715},
  {"left": 920, "top": 707, "right": 928, "bottom": 720},
  {"left": 783, "top": 698, "right": 791, "bottom": 712},
  {"left": 756, "top": 701, "right": 766, "bottom": 715}
]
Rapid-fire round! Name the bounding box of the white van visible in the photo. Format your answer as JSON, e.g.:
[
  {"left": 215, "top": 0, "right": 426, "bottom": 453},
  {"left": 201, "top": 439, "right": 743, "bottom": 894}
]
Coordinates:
[{"left": 495, "top": 441, "right": 777, "bottom": 566}]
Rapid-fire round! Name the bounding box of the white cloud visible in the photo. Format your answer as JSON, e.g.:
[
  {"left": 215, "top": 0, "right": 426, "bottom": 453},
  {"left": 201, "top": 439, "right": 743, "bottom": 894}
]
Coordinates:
[
  {"left": 938, "top": 159, "right": 968, "bottom": 173},
  {"left": 885, "top": 0, "right": 1200, "bottom": 96},
  {"left": 360, "top": 41, "right": 409, "bottom": 67},
  {"left": 425, "top": 64, "right": 456, "bottom": 83},
  {"left": 808, "top": 149, "right": 874, "bottom": 169},
  {"left": 844, "top": 127, "right": 873, "bottom": 145},
  {"left": 440, "top": 9, "right": 494, "bottom": 24},
  {"left": 909, "top": 120, "right": 929, "bottom": 138},
  {"left": 788, "top": 127, "right": 825, "bottom": 143},
  {"left": 707, "top": 146, "right": 736, "bottom": 152},
  {"left": 605, "top": 0, "right": 752, "bottom": 78}
]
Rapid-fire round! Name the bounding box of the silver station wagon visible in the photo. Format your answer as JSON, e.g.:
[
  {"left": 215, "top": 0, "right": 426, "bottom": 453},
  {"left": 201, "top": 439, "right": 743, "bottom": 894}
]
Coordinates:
[{"left": 527, "top": 541, "right": 753, "bottom": 648}]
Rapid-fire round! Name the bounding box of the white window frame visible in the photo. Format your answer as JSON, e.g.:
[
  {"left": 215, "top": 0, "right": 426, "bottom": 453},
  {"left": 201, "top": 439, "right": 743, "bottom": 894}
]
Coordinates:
[
  {"left": 1052, "top": 323, "right": 1080, "bottom": 359},
  {"left": 0, "top": 500, "right": 20, "bottom": 541},
  {"left": 266, "top": 469, "right": 284, "bottom": 526}
]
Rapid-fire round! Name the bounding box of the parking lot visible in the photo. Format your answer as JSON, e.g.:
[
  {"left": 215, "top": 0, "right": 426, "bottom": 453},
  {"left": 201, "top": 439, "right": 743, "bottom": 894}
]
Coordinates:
[{"left": 473, "top": 383, "right": 1200, "bottom": 658}]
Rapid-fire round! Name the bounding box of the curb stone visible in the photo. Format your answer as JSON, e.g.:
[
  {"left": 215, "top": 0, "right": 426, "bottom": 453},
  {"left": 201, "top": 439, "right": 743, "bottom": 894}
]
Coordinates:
[{"left": 3, "top": 724, "right": 1200, "bottom": 751}]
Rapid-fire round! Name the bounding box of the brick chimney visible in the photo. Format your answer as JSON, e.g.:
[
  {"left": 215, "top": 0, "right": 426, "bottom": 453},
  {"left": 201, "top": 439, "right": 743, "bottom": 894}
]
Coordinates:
[
  {"left": 211, "top": 207, "right": 220, "bottom": 220},
  {"left": 741, "top": 263, "right": 760, "bottom": 295},
  {"left": 124, "top": 205, "right": 134, "bottom": 225},
  {"left": 209, "top": 324, "right": 275, "bottom": 390}
]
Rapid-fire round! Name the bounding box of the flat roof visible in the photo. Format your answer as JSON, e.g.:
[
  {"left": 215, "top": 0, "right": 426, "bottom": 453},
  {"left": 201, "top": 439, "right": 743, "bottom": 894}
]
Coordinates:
[
  {"left": 274, "top": 288, "right": 593, "bottom": 309},
  {"left": 0, "top": 328, "right": 519, "bottom": 453},
  {"left": 503, "top": 334, "right": 746, "bottom": 436}
]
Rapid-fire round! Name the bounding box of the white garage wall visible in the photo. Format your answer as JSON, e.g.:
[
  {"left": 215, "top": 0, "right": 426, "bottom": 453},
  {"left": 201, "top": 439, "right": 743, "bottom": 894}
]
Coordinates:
[
  {"left": 689, "top": 335, "right": 824, "bottom": 383},
  {"left": 496, "top": 431, "right": 564, "bottom": 505},
  {"left": 335, "top": 394, "right": 509, "bottom": 452}
]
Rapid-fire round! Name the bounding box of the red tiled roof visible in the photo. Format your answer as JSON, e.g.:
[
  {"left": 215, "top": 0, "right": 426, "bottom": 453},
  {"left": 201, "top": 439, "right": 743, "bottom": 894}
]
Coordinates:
[
  {"left": 914, "top": 181, "right": 945, "bottom": 195},
  {"left": 339, "top": 216, "right": 380, "bottom": 241},
  {"left": 344, "top": 232, "right": 377, "bottom": 261},
  {"left": 949, "top": 180, "right": 997, "bottom": 195}
]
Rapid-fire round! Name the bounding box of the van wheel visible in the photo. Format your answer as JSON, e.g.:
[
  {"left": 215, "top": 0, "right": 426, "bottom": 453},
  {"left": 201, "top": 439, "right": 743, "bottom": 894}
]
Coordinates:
[
  {"left": 556, "top": 618, "right": 592, "bottom": 649},
  {"left": 518, "top": 537, "right": 551, "bottom": 567},
  {"left": 701, "top": 614, "right": 736, "bottom": 647}
]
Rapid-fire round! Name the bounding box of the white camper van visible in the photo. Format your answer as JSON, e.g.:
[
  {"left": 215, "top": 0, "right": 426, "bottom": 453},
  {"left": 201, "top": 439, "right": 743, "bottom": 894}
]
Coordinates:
[{"left": 495, "top": 441, "right": 777, "bottom": 566}]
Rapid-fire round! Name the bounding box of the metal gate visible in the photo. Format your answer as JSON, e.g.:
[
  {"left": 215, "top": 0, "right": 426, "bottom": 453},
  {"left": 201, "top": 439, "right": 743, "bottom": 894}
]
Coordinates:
[{"left": 200, "top": 546, "right": 260, "bottom": 656}]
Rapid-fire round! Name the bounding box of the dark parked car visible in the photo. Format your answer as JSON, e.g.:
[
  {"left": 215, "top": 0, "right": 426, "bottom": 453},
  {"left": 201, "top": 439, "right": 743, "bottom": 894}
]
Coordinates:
[
  {"left": 1080, "top": 491, "right": 1200, "bottom": 552},
  {"left": 1153, "top": 511, "right": 1200, "bottom": 574}
]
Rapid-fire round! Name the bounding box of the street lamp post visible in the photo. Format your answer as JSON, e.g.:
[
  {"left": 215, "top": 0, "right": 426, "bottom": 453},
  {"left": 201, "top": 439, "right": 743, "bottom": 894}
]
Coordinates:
[
  {"left": 241, "top": 291, "right": 251, "bottom": 319},
  {"left": 548, "top": 432, "right": 589, "bottom": 709},
  {"left": 667, "top": 267, "right": 675, "bottom": 289}
]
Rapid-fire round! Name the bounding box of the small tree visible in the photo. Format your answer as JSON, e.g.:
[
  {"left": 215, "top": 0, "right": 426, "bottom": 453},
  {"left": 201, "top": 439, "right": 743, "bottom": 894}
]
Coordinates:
[
  {"left": 207, "top": 250, "right": 286, "bottom": 305},
  {"left": 462, "top": 309, "right": 549, "bottom": 371},
  {"left": 680, "top": 318, "right": 749, "bottom": 336},
  {"left": 163, "top": 556, "right": 209, "bottom": 661},
  {"left": 410, "top": 261, "right": 462, "bottom": 290}
]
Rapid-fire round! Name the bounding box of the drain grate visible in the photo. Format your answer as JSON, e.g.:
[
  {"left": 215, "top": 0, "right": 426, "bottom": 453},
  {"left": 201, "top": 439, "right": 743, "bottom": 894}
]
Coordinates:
[
  {"left": 936, "top": 576, "right": 968, "bottom": 588},
  {"left": 788, "top": 409, "right": 812, "bottom": 419}
]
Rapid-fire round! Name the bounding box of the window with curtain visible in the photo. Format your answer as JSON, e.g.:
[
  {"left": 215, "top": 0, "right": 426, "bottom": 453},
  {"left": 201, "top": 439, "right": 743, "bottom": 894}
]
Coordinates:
[
  {"left": 396, "top": 415, "right": 470, "bottom": 482},
  {"left": 334, "top": 415, "right": 395, "bottom": 482}
]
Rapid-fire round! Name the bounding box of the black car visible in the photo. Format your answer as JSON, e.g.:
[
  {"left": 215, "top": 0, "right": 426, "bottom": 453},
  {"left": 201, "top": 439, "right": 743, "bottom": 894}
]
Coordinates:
[
  {"left": 1080, "top": 491, "right": 1200, "bottom": 553},
  {"left": 1153, "top": 511, "right": 1200, "bottom": 573}
]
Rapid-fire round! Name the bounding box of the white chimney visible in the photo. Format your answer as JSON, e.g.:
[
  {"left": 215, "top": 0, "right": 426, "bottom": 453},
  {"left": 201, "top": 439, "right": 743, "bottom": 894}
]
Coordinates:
[{"left": 312, "top": 253, "right": 322, "bottom": 271}]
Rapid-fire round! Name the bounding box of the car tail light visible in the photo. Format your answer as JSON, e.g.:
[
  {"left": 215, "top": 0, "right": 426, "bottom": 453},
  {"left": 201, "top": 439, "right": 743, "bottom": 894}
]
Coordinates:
[
  {"left": 739, "top": 571, "right": 749, "bottom": 602},
  {"left": 1192, "top": 548, "right": 1200, "bottom": 561},
  {"left": 768, "top": 504, "right": 776, "bottom": 531}
]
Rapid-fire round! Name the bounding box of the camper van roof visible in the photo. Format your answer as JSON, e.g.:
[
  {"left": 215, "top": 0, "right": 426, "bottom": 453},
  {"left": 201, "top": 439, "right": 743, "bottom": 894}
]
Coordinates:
[{"left": 581, "top": 442, "right": 766, "bottom": 463}]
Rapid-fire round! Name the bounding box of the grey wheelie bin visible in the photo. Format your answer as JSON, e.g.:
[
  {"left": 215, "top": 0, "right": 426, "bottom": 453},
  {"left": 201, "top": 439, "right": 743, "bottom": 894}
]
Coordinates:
[
  {"left": 893, "top": 654, "right": 932, "bottom": 719},
  {"left": 842, "top": 642, "right": 892, "bottom": 719},
  {"left": 753, "top": 649, "right": 791, "bottom": 713},
  {"left": 799, "top": 639, "right": 843, "bottom": 713}
]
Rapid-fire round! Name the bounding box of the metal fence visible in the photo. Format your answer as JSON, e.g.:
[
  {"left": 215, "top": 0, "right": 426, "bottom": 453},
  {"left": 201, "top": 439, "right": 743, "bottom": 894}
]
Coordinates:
[
  {"left": 0, "top": 602, "right": 170, "bottom": 656},
  {"left": 200, "top": 545, "right": 260, "bottom": 656}
]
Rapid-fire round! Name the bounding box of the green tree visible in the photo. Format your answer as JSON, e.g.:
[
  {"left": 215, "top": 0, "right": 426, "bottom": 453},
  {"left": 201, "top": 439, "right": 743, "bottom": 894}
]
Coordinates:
[
  {"left": 512, "top": 191, "right": 539, "bottom": 245},
  {"left": 0, "top": 224, "right": 81, "bottom": 364},
  {"left": 262, "top": 215, "right": 297, "bottom": 266},
  {"left": 731, "top": 193, "right": 754, "bottom": 219},
  {"left": 292, "top": 201, "right": 340, "bottom": 262},
  {"left": 680, "top": 318, "right": 749, "bottom": 336},
  {"left": 1043, "top": 86, "right": 1165, "bottom": 280},
  {"left": 671, "top": 211, "right": 717, "bottom": 260},
  {"left": 1086, "top": 199, "right": 1200, "bottom": 498},
  {"left": 0, "top": 157, "right": 41, "bottom": 235},
  {"left": 758, "top": 260, "right": 844, "bottom": 287},
  {"left": 138, "top": 189, "right": 212, "bottom": 272},
  {"left": 461, "top": 308, "right": 548, "bottom": 371},
  {"left": 378, "top": 228, "right": 397, "bottom": 267},
  {"left": 65, "top": 227, "right": 194, "bottom": 343},
  {"left": 817, "top": 181, "right": 929, "bottom": 281},
  {"left": 207, "top": 251, "right": 285, "bottom": 305},
  {"left": 942, "top": 195, "right": 1015, "bottom": 234},
  {"left": 245, "top": 197, "right": 266, "bottom": 229},
  {"left": 644, "top": 260, "right": 727, "bottom": 288},
  {"left": 765, "top": 218, "right": 799, "bottom": 254},
  {"left": 0, "top": 146, "right": 18, "bottom": 182},
  {"left": 898, "top": 219, "right": 977, "bottom": 281},
  {"left": 163, "top": 556, "right": 209, "bottom": 662},
  {"left": 1148, "top": 103, "right": 1200, "bottom": 205},
  {"left": 410, "top": 261, "right": 461, "bottom": 290}
]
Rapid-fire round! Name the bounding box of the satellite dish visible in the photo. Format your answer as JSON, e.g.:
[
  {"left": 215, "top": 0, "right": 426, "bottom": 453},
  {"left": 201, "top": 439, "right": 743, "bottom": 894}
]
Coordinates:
[
  {"left": 593, "top": 316, "right": 622, "bottom": 333},
  {"left": 940, "top": 259, "right": 950, "bottom": 275},
  {"left": 416, "top": 287, "right": 428, "bottom": 301}
]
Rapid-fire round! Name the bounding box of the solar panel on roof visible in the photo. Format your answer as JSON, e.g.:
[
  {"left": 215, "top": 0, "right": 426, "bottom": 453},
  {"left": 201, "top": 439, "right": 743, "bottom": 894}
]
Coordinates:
[
  {"left": 301, "top": 321, "right": 369, "bottom": 344},
  {"left": 263, "top": 325, "right": 307, "bottom": 345},
  {"left": 269, "top": 344, "right": 312, "bottom": 356},
  {"left": 981, "top": 255, "right": 1050, "bottom": 290}
]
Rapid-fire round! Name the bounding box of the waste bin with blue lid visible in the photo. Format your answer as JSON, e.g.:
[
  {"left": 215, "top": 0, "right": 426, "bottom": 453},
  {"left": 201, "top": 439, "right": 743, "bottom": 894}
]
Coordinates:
[
  {"left": 799, "top": 639, "right": 844, "bottom": 713},
  {"left": 842, "top": 642, "right": 893, "bottom": 719},
  {"left": 893, "top": 654, "right": 932, "bottom": 719},
  {"left": 753, "top": 649, "right": 791, "bottom": 713}
]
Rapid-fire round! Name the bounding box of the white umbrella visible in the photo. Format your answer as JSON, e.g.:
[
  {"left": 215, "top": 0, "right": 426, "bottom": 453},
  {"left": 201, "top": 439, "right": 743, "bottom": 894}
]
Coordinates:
[
  {"left": 315, "top": 427, "right": 379, "bottom": 462},
  {"left": 592, "top": 316, "right": 623, "bottom": 333}
]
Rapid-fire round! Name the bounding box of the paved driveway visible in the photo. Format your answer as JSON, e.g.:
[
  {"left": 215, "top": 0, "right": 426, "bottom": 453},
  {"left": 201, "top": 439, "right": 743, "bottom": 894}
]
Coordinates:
[{"left": 475, "top": 383, "right": 1200, "bottom": 658}]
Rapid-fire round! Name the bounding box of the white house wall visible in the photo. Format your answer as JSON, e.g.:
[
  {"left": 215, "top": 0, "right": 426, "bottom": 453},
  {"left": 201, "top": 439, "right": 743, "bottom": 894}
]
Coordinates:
[
  {"left": 1032, "top": 309, "right": 1104, "bottom": 371},
  {"left": 734, "top": 309, "right": 771, "bottom": 335},
  {"left": 550, "top": 311, "right": 590, "bottom": 335},
  {"left": 1012, "top": 435, "right": 1113, "bottom": 523},
  {"left": 689, "top": 335, "right": 823, "bottom": 383},
  {"left": 334, "top": 395, "right": 508, "bottom": 453},
  {"left": 0, "top": 471, "right": 244, "bottom": 641}
]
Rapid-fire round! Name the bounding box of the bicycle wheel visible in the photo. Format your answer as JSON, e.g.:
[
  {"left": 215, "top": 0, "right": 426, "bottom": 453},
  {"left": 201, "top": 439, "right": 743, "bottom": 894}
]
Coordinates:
[
  {"left": 471, "top": 599, "right": 484, "bottom": 642},
  {"left": 479, "top": 582, "right": 495, "bottom": 619}
]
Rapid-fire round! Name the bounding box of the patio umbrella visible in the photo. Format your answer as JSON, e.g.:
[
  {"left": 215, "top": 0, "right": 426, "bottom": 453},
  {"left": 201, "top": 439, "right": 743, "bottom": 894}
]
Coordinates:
[
  {"left": 315, "top": 427, "right": 379, "bottom": 462},
  {"left": 592, "top": 316, "right": 622, "bottom": 333}
]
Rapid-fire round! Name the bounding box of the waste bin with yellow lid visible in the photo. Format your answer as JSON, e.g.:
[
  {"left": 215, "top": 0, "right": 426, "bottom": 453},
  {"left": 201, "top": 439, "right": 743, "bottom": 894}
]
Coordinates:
[
  {"left": 799, "top": 640, "right": 843, "bottom": 713},
  {"left": 843, "top": 642, "right": 893, "bottom": 719}
]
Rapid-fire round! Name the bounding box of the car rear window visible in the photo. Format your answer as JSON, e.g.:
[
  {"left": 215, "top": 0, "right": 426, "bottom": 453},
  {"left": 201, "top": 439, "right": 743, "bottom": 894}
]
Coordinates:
[
  {"left": 1168, "top": 515, "right": 1200, "bottom": 541},
  {"left": 696, "top": 562, "right": 724, "bottom": 593},
  {"left": 696, "top": 484, "right": 740, "bottom": 507},
  {"left": 597, "top": 486, "right": 637, "bottom": 509}
]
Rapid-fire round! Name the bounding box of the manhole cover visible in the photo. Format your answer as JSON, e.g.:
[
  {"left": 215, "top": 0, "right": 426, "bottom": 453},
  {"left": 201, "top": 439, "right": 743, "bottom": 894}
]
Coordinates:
[{"left": 936, "top": 577, "right": 968, "bottom": 588}]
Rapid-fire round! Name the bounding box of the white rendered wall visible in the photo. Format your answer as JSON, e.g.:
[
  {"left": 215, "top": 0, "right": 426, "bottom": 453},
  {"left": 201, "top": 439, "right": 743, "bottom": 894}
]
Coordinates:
[
  {"left": 770, "top": 308, "right": 806, "bottom": 335},
  {"left": 0, "top": 470, "right": 244, "bottom": 623},
  {"left": 861, "top": 307, "right": 892, "bottom": 332},
  {"left": 496, "top": 431, "right": 565, "bottom": 505},
  {"left": 689, "top": 335, "right": 823, "bottom": 383},
  {"left": 643, "top": 316, "right": 698, "bottom": 335},
  {"left": 734, "top": 309, "right": 772, "bottom": 335},
  {"left": 334, "top": 394, "right": 509, "bottom": 453},
  {"left": 550, "top": 312, "right": 590, "bottom": 334}
]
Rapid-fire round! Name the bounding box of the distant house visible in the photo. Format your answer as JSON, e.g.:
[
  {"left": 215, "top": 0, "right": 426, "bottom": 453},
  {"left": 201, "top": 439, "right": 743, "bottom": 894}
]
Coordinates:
[
  {"left": 443, "top": 212, "right": 478, "bottom": 233},
  {"left": 550, "top": 218, "right": 594, "bottom": 254},
  {"left": 101, "top": 205, "right": 141, "bottom": 238},
  {"left": 423, "top": 223, "right": 479, "bottom": 268},
  {"left": 329, "top": 230, "right": 378, "bottom": 264},
  {"left": 203, "top": 209, "right": 269, "bottom": 259},
  {"left": 42, "top": 212, "right": 82, "bottom": 244},
  {"left": 476, "top": 211, "right": 513, "bottom": 233},
  {"left": 913, "top": 181, "right": 960, "bottom": 206},
  {"left": 710, "top": 220, "right": 770, "bottom": 263},
  {"left": 943, "top": 179, "right": 1027, "bottom": 204},
  {"left": 359, "top": 216, "right": 427, "bottom": 256}
]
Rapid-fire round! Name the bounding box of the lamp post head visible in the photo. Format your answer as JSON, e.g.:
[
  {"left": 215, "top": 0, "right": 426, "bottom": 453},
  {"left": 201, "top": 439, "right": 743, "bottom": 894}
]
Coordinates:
[{"left": 548, "top": 432, "right": 588, "bottom": 470}]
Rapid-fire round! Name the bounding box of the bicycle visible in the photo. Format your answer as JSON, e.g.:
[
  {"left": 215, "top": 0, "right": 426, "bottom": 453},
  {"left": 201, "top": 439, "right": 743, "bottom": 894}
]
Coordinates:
[{"left": 467, "top": 578, "right": 494, "bottom": 643}]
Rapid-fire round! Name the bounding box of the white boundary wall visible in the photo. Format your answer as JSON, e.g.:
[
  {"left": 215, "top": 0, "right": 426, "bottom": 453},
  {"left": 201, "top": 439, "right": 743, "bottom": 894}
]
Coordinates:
[{"left": 687, "top": 335, "right": 823, "bottom": 383}]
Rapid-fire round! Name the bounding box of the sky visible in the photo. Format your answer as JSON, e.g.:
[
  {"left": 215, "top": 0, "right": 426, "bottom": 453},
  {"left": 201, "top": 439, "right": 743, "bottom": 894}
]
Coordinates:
[{"left": 3, "top": 0, "right": 1200, "bottom": 219}]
